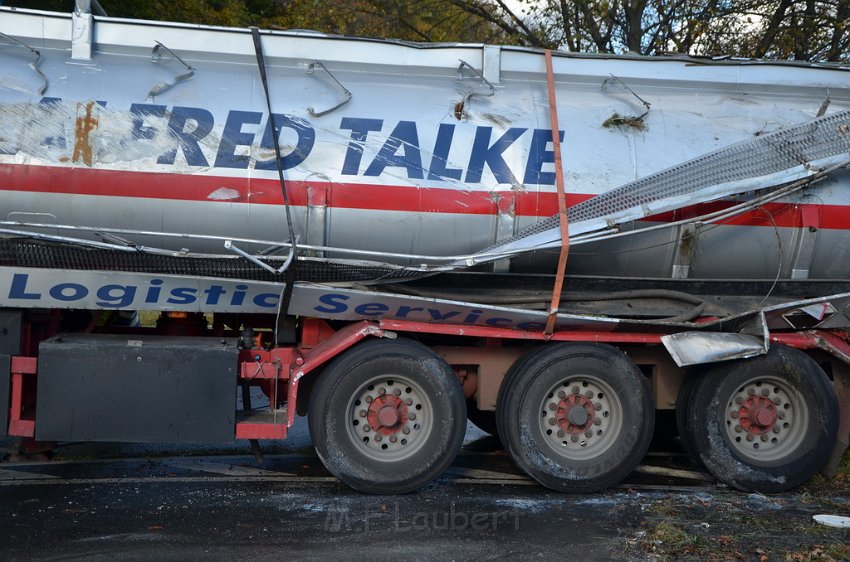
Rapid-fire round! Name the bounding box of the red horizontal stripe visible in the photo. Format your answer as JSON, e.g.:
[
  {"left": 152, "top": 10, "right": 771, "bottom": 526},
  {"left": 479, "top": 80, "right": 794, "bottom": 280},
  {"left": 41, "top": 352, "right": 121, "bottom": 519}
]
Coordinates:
[{"left": 1, "top": 163, "right": 848, "bottom": 230}]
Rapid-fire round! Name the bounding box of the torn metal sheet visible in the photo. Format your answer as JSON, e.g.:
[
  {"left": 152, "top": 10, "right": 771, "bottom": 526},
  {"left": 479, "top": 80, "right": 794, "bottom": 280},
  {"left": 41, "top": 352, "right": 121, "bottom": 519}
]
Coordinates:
[
  {"left": 474, "top": 111, "right": 850, "bottom": 265},
  {"left": 663, "top": 311, "right": 770, "bottom": 366},
  {"left": 662, "top": 332, "right": 769, "bottom": 367},
  {"left": 3, "top": 265, "right": 850, "bottom": 336}
]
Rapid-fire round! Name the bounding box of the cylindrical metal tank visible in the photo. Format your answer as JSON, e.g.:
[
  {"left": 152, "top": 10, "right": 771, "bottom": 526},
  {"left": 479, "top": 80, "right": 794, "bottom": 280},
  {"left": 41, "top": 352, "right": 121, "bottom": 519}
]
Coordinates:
[{"left": 1, "top": 7, "right": 849, "bottom": 282}]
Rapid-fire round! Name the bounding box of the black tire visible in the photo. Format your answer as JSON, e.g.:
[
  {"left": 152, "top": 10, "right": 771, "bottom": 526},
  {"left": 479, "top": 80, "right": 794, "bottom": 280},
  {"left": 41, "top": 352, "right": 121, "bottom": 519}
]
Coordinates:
[
  {"left": 685, "top": 345, "right": 838, "bottom": 493},
  {"left": 497, "top": 343, "right": 655, "bottom": 493},
  {"left": 308, "top": 338, "right": 466, "bottom": 494},
  {"left": 466, "top": 399, "right": 500, "bottom": 437},
  {"left": 675, "top": 370, "right": 701, "bottom": 455}
]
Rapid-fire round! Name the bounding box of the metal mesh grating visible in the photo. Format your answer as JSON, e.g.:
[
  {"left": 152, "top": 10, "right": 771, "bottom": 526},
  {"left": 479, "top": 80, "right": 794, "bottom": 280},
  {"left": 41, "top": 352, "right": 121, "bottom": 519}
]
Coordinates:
[
  {"left": 490, "top": 110, "right": 850, "bottom": 247},
  {"left": 0, "top": 239, "right": 417, "bottom": 284}
]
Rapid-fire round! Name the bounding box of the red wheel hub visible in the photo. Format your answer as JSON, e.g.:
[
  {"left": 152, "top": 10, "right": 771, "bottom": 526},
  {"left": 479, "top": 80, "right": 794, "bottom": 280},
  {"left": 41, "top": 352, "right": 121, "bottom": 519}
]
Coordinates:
[
  {"left": 367, "top": 395, "right": 409, "bottom": 435},
  {"left": 738, "top": 396, "right": 777, "bottom": 435},
  {"left": 555, "top": 394, "right": 595, "bottom": 434}
]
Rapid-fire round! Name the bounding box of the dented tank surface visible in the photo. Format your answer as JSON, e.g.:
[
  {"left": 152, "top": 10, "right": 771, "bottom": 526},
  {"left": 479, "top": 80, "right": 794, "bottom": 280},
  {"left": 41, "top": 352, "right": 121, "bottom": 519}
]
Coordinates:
[{"left": 2, "top": 7, "right": 850, "bottom": 283}]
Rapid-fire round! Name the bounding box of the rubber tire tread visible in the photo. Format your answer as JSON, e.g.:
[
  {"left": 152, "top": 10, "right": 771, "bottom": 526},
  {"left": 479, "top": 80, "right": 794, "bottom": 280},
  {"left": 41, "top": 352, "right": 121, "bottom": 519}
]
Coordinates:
[
  {"left": 685, "top": 345, "right": 838, "bottom": 493},
  {"left": 308, "top": 338, "right": 466, "bottom": 494},
  {"left": 497, "top": 343, "right": 655, "bottom": 493}
]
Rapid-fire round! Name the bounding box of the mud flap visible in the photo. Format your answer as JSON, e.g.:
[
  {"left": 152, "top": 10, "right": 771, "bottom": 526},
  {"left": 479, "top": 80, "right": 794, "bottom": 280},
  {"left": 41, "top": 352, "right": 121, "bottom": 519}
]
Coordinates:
[
  {"left": 823, "top": 361, "right": 850, "bottom": 477},
  {"left": 35, "top": 334, "right": 238, "bottom": 442}
]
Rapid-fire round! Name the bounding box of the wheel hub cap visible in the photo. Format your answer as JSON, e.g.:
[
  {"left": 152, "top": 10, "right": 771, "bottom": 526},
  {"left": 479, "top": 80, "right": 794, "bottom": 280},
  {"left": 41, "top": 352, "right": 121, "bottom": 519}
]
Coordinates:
[
  {"left": 738, "top": 396, "right": 777, "bottom": 434},
  {"left": 556, "top": 395, "right": 595, "bottom": 433},
  {"left": 367, "top": 395, "right": 408, "bottom": 435},
  {"left": 724, "top": 378, "right": 808, "bottom": 462},
  {"left": 540, "top": 377, "right": 622, "bottom": 460}
]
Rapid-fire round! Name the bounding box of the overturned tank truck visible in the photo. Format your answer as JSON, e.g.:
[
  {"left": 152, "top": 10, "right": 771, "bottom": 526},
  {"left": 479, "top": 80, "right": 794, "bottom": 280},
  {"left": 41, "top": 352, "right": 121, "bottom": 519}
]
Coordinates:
[{"left": 1, "top": 1, "right": 850, "bottom": 493}]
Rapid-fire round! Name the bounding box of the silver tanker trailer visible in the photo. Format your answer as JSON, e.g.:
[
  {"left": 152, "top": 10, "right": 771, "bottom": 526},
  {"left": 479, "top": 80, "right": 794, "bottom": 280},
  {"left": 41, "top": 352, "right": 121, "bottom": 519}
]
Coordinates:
[{"left": 0, "top": 2, "right": 849, "bottom": 495}]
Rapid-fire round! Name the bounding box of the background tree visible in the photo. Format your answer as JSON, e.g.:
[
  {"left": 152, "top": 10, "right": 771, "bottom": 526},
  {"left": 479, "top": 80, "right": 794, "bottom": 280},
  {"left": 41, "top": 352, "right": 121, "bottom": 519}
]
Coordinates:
[{"left": 4, "top": 0, "right": 848, "bottom": 61}]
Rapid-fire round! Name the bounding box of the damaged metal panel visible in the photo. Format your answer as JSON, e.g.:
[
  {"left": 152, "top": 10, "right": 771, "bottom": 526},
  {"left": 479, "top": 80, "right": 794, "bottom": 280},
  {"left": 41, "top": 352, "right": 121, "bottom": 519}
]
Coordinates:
[{"left": 662, "top": 332, "right": 769, "bottom": 367}]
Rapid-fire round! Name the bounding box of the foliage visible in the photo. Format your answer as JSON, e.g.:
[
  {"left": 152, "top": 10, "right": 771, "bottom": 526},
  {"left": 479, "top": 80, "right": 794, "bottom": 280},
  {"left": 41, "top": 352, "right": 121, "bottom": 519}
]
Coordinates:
[{"left": 5, "top": 0, "right": 848, "bottom": 61}]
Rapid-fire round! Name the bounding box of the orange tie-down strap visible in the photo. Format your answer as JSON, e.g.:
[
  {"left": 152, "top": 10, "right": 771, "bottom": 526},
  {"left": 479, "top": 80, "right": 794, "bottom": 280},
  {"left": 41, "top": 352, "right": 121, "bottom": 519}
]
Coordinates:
[{"left": 543, "top": 49, "right": 570, "bottom": 337}]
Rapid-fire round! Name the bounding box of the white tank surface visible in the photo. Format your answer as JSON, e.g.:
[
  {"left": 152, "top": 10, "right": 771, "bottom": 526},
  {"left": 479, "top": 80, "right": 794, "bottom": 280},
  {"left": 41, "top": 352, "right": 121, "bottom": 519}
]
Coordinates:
[{"left": 1, "top": 6, "right": 850, "bottom": 284}]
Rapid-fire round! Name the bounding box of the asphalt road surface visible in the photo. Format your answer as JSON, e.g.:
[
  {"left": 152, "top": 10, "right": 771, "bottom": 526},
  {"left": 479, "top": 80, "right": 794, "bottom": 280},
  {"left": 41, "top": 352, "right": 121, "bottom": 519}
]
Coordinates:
[{"left": 2, "top": 419, "right": 849, "bottom": 561}]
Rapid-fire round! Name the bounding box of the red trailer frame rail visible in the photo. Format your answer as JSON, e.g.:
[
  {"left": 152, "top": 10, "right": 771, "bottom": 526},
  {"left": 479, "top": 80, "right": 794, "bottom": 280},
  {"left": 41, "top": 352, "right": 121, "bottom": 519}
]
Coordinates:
[
  {"left": 7, "top": 356, "right": 36, "bottom": 438},
  {"left": 6, "top": 316, "right": 850, "bottom": 495}
]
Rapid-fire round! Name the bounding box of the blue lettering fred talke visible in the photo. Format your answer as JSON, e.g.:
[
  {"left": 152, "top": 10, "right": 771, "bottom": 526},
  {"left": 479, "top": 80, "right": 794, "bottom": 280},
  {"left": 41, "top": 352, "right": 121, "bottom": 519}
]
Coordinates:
[{"left": 31, "top": 98, "right": 565, "bottom": 184}]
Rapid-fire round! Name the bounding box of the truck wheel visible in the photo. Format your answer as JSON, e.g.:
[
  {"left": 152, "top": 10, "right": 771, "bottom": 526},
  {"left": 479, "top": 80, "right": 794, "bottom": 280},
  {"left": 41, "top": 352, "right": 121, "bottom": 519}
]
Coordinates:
[
  {"left": 675, "top": 370, "right": 701, "bottom": 455},
  {"left": 308, "top": 338, "right": 466, "bottom": 494},
  {"left": 685, "top": 345, "right": 838, "bottom": 493},
  {"left": 466, "top": 399, "right": 500, "bottom": 437},
  {"left": 497, "top": 343, "right": 654, "bottom": 493}
]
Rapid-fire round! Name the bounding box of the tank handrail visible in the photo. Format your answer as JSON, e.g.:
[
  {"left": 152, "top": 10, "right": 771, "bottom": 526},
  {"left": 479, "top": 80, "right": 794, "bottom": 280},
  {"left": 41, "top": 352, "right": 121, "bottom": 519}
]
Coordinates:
[
  {"left": 305, "top": 61, "right": 352, "bottom": 118},
  {"left": 0, "top": 31, "right": 48, "bottom": 95},
  {"left": 147, "top": 41, "right": 196, "bottom": 100}
]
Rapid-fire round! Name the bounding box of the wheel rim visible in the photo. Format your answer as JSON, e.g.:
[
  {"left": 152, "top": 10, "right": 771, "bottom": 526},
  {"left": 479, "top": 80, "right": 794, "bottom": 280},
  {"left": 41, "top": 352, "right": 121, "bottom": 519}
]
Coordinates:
[
  {"left": 722, "top": 376, "right": 809, "bottom": 463},
  {"left": 346, "top": 375, "right": 434, "bottom": 462},
  {"left": 537, "top": 375, "right": 624, "bottom": 461}
]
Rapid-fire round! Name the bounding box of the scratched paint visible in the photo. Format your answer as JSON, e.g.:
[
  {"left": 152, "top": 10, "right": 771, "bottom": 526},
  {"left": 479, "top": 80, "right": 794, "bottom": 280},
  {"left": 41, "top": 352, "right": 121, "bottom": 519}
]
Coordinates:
[
  {"left": 72, "top": 101, "right": 98, "bottom": 166},
  {"left": 0, "top": 101, "right": 217, "bottom": 171}
]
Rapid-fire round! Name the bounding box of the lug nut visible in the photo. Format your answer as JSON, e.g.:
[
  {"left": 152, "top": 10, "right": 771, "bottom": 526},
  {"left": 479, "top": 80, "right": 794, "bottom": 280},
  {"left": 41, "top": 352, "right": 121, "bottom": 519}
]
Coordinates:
[
  {"left": 747, "top": 388, "right": 755, "bottom": 396},
  {"left": 389, "top": 435, "right": 397, "bottom": 443},
  {"left": 378, "top": 387, "right": 386, "bottom": 396},
  {"left": 761, "top": 388, "right": 770, "bottom": 397},
  {"left": 558, "top": 390, "right": 567, "bottom": 399},
  {"left": 735, "top": 396, "right": 744, "bottom": 405},
  {"left": 405, "top": 398, "right": 413, "bottom": 405},
  {"left": 777, "top": 411, "right": 785, "bottom": 420},
  {"left": 730, "top": 411, "right": 738, "bottom": 419},
  {"left": 364, "top": 425, "right": 371, "bottom": 432},
  {"left": 409, "top": 413, "right": 416, "bottom": 421},
  {"left": 402, "top": 427, "right": 410, "bottom": 435},
  {"left": 359, "top": 410, "right": 367, "bottom": 418},
  {"left": 594, "top": 403, "right": 602, "bottom": 411},
  {"left": 746, "top": 434, "right": 754, "bottom": 442},
  {"left": 585, "top": 430, "right": 593, "bottom": 438},
  {"left": 557, "top": 430, "right": 565, "bottom": 438},
  {"left": 734, "top": 425, "right": 743, "bottom": 433},
  {"left": 365, "top": 396, "right": 374, "bottom": 403},
  {"left": 571, "top": 386, "right": 580, "bottom": 394},
  {"left": 760, "top": 434, "right": 769, "bottom": 442},
  {"left": 548, "top": 403, "right": 557, "bottom": 411},
  {"left": 585, "top": 391, "right": 593, "bottom": 399},
  {"left": 571, "top": 435, "right": 579, "bottom": 443},
  {"left": 772, "top": 426, "right": 781, "bottom": 434},
  {"left": 548, "top": 418, "right": 557, "bottom": 426},
  {"left": 374, "top": 434, "right": 382, "bottom": 442},
  {"left": 594, "top": 418, "right": 601, "bottom": 426},
  {"left": 394, "top": 388, "right": 401, "bottom": 396}
]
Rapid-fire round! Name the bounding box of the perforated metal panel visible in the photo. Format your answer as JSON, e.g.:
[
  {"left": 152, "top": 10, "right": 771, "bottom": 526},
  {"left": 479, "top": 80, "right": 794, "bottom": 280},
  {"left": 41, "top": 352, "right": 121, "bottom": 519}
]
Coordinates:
[{"left": 490, "top": 110, "right": 850, "bottom": 247}]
